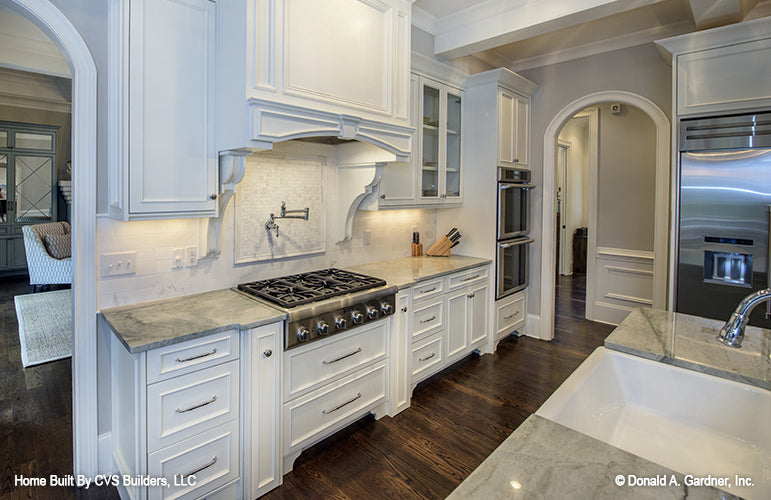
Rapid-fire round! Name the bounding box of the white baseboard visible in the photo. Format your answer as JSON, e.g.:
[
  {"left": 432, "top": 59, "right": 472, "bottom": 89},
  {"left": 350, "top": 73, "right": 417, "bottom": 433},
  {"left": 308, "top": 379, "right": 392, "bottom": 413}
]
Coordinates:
[
  {"left": 525, "top": 313, "right": 542, "bottom": 339},
  {"left": 98, "top": 432, "right": 113, "bottom": 475},
  {"left": 593, "top": 302, "right": 632, "bottom": 326}
]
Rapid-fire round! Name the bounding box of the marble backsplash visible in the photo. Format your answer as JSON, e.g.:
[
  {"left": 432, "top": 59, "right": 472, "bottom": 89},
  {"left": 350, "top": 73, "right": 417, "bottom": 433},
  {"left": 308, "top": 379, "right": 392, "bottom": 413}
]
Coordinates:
[{"left": 96, "top": 161, "right": 437, "bottom": 309}]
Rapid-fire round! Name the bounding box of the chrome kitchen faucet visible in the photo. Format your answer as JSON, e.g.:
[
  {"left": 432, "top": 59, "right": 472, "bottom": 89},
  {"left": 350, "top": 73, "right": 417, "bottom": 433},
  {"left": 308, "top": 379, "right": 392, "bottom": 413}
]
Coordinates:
[
  {"left": 717, "top": 288, "right": 771, "bottom": 347},
  {"left": 265, "top": 201, "right": 309, "bottom": 237}
]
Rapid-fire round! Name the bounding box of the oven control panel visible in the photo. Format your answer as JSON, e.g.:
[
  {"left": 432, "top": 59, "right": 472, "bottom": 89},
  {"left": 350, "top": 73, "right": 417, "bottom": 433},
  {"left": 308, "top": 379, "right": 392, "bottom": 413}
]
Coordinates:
[{"left": 286, "top": 294, "right": 396, "bottom": 349}]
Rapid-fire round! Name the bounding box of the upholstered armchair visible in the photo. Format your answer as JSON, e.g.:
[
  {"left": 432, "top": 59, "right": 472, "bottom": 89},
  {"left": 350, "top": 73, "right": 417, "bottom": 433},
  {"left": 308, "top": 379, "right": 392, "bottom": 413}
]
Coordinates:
[{"left": 22, "top": 221, "right": 72, "bottom": 292}]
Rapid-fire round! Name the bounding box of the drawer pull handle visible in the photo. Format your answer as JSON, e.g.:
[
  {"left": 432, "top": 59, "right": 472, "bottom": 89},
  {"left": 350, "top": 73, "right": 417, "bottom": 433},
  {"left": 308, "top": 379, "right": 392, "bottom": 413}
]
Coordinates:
[
  {"left": 467, "top": 293, "right": 475, "bottom": 299},
  {"left": 322, "top": 347, "right": 362, "bottom": 365},
  {"left": 175, "top": 395, "right": 217, "bottom": 414},
  {"left": 177, "top": 456, "right": 217, "bottom": 480},
  {"left": 461, "top": 275, "right": 480, "bottom": 282},
  {"left": 419, "top": 315, "right": 437, "bottom": 324},
  {"left": 175, "top": 348, "right": 217, "bottom": 363},
  {"left": 504, "top": 312, "right": 520, "bottom": 320},
  {"left": 419, "top": 287, "right": 437, "bottom": 294},
  {"left": 322, "top": 392, "right": 362, "bottom": 415},
  {"left": 419, "top": 352, "right": 436, "bottom": 362}
]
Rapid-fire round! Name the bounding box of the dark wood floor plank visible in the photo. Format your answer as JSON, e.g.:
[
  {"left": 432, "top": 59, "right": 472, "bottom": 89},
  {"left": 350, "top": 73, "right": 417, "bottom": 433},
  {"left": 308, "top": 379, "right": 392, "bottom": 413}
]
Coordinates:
[{"left": 262, "top": 275, "right": 612, "bottom": 500}]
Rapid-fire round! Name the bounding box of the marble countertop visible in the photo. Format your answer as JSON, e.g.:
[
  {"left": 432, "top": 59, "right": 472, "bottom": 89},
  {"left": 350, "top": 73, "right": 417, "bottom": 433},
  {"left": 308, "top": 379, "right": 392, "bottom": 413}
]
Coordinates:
[
  {"left": 605, "top": 307, "right": 770, "bottom": 390},
  {"left": 101, "top": 289, "right": 286, "bottom": 353},
  {"left": 449, "top": 415, "right": 735, "bottom": 499},
  {"left": 345, "top": 255, "right": 491, "bottom": 290},
  {"left": 104, "top": 255, "right": 491, "bottom": 354}
]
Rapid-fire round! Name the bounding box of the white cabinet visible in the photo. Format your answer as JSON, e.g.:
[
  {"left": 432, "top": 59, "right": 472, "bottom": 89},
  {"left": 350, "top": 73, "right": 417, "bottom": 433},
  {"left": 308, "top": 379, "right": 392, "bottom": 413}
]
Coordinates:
[
  {"left": 498, "top": 89, "right": 530, "bottom": 167},
  {"left": 406, "top": 265, "right": 491, "bottom": 390},
  {"left": 111, "top": 328, "right": 245, "bottom": 500},
  {"left": 492, "top": 291, "right": 526, "bottom": 351},
  {"left": 108, "top": 0, "right": 219, "bottom": 220},
  {"left": 379, "top": 75, "right": 464, "bottom": 207},
  {"left": 217, "top": 0, "right": 413, "bottom": 157},
  {"left": 657, "top": 17, "right": 771, "bottom": 116},
  {"left": 282, "top": 322, "right": 390, "bottom": 472},
  {"left": 241, "top": 323, "right": 282, "bottom": 499}
]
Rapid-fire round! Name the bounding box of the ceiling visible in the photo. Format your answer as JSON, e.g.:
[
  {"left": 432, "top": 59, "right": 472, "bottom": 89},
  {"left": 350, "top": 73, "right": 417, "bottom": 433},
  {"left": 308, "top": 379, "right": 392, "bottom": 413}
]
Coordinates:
[{"left": 413, "top": 0, "right": 771, "bottom": 72}]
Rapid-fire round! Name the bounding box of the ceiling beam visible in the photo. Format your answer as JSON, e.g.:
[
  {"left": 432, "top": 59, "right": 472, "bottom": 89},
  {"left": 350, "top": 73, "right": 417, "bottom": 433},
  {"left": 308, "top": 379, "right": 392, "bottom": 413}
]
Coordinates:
[
  {"left": 687, "top": 0, "right": 741, "bottom": 29},
  {"left": 433, "top": 0, "right": 669, "bottom": 59}
]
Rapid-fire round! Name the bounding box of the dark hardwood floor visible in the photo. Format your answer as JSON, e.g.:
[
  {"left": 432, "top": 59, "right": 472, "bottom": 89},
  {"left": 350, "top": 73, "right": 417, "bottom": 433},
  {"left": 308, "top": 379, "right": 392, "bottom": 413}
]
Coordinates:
[
  {"left": 0, "top": 273, "right": 611, "bottom": 500},
  {"left": 264, "top": 274, "right": 614, "bottom": 500},
  {"left": 0, "top": 275, "right": 119, "bottom": 500}
]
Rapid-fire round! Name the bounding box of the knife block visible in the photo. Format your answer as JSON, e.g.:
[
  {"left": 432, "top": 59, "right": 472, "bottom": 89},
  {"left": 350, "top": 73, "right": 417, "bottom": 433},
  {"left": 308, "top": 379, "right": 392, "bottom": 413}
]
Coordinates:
[{"left": 426, "top": 236, "right": 452, "bottom": 256}]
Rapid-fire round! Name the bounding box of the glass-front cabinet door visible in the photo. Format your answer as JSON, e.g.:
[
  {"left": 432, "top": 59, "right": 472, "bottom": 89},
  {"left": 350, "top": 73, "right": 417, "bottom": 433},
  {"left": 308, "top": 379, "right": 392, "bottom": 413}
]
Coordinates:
[
  {"left": 445, "top": 91, "right": 462, "bottom": 198},
  {"left": 418, "top": 77, "right": 463, "bottom": 205},
  {"left": 0, "top": 122, "right": 58, "bottom": 274}
]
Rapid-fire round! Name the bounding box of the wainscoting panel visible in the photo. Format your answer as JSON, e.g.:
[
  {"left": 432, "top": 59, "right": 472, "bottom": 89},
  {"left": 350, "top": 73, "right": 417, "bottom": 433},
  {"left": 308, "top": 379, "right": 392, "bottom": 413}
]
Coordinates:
[{"left": 594, "top": 247, "right": 654, "bottom": 325}]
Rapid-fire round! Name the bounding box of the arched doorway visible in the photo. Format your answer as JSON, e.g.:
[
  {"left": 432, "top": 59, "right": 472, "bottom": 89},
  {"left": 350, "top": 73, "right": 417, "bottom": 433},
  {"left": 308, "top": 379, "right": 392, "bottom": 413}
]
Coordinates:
[
  {"left": 539, "top": 91, "right": 670, "bottom": 341},
  {"left": 8, "top": 0, "right": 98, "bottom": 476}
]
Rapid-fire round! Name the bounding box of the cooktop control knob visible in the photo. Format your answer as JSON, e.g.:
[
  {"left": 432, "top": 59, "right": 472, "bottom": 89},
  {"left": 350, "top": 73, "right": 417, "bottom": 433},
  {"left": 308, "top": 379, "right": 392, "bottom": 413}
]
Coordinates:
[
  {"left": 380, "top": 302, "right": 393, "bottom": 315},
  {"left": 297, "top": 325, "right": 310, "bottom": 342},
  {"left": 351, "top": 310, "right": 365, "bottom": 325},
  {"left": 317, "top": 321, "right": 330, "bottom": 336},
  {"left": 334, "top": 316, "right": 347, "bottom": 330}
]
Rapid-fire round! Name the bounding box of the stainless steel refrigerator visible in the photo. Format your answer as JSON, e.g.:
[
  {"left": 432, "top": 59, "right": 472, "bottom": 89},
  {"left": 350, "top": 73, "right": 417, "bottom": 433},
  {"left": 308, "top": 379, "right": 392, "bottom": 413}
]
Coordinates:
[{"left": 677, "top": 112, "right": 771, "bottom": 327}]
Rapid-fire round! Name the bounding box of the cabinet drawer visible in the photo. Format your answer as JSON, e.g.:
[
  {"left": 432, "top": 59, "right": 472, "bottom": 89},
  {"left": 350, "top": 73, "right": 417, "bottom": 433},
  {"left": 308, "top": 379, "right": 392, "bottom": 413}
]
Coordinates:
[
  {"left": 147, "top": 360, "right": 239, "bottom": 453},
  {"left": 147, "top": 330, "right": 239, "bottom": 384},
  {"left": 411, "top": 334, "right": 443, "bottom": 383},
  {"left": 197, "top": 479, "right": 239, "bottom": 500},
  {"left": 147, "top": 420, "right": 239, "bottom": 500},
  {"left": 496, "top": 294, "right": 525, "bottom": 339},
  {"left": 411, "top": 278, "right": 444, "bottom": 302},
  {"left": 285, "top": 361, "right": 387, "bottom": 450},
  {"left": 410, "top": 298, "right": 443, "bottom": 342},
  {"left": 285, "top": 322, "right": 387, "bottom": 400},
  {"left": 448, "top": 266, "right": 489, "bottom": 291}
]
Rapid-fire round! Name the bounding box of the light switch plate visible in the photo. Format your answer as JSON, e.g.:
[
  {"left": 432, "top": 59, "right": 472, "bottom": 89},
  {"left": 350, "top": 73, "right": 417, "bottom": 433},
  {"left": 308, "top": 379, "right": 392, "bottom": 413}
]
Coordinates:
[
  {"left": 101, "top": 251, "right": 137, "bottom": 277},
  {"left": 172, "top": 248, "right": 184, "bottom": 270},
  {"left": 363, "top": 229, "right": 371, "bottom": 246}
]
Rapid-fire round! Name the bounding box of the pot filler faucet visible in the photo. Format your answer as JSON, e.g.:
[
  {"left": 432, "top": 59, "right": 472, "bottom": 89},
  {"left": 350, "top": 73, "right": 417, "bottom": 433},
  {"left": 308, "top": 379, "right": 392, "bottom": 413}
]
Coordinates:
[
  {"left": 717, "top": 288, "right": 771, "bottom": 348},
  {"left": 265, "top": 201, "right": 309, "bottom": 237}
]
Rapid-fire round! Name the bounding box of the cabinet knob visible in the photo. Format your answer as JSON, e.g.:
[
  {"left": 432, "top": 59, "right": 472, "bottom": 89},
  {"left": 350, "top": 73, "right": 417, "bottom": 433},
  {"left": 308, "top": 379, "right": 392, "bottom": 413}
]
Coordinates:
[
  {"left": 514, "top": 159, "right": 519, "bottom": 163},
  {"left": 440, "top": 193, "right": 447, "bottom": 198},
  {"left": 263, "top": 348, "right": 272, "bottom": 358},
  {"left": 467, "top": 293, "right": 475, "bottom": 299},
  {"left": 380, "top": 194, "right": 386, "bottom": 199},
  {"left": 209, "top": 193, "right": 217, "bottom": 200},
  {"left": 401, "top": 306, "right": 407, "bottom": 313}
]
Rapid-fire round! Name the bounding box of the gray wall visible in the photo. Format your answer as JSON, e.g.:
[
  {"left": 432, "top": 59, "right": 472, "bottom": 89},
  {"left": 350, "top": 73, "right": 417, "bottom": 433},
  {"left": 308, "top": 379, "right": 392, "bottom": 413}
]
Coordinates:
[
  {"left": 518, "top": 43, "right": 671, "bottom": 317},
  {"left": 596, "top": 104, "right": 656, "bottom": 251}
]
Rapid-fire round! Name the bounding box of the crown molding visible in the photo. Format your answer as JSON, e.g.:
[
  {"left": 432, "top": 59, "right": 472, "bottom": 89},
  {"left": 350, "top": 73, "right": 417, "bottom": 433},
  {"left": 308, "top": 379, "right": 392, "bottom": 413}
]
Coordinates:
[
  {"left": 509, "top": 19, "right": 693, "bottom": 72},
  {"left": 410, "top": 52, "right": 469, "bottom": 89},
  {"left": 411, "top": 6, "right": 437, "bottom": 34}
]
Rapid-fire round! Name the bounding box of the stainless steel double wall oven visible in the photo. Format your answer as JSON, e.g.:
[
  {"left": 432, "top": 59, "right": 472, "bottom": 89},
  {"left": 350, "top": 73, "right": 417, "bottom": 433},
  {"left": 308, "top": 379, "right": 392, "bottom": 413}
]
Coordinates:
[{"left": 497, "top": 166, "right": 534, "bottom": 299}]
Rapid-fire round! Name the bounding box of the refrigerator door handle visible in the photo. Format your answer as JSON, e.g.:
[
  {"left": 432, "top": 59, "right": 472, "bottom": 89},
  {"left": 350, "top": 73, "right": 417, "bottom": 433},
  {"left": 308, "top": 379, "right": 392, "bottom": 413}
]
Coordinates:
[{"left": 767, "top": 205, "right": 771, "bottom": 319}]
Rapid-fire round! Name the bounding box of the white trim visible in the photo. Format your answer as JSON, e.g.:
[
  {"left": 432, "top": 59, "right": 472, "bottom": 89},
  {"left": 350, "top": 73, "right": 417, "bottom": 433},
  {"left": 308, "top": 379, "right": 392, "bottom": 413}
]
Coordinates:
[
  {"left": 9, "top": 0, "right": 98, "bottom": 477},
  {"left": 411, "top": 6, "right": 437, "bottom": 35},
  {"left": 525, "top": 313, "right": 541, "bottom": 340},
  {"left": 410, "top": 52, "right": 468, "bottom": 90},
  {"left": 596, "top": 246, "right": 655, "bottom": 261},
  {"left": 585, "top": 107, "right": 599, "bottom": 322},
  {"left": 509, "top": 20, "right": 692, "bottom": 72},
  {"left": 98, "top": 432, "right": 113, "bottom": 474},
  {"left": 540, "top": 91, "right": 670, "bottom": 341}
]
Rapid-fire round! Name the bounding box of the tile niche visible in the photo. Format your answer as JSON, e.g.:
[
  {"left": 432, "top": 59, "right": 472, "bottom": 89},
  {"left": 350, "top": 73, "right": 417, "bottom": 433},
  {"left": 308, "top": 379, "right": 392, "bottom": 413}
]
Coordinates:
[{"left": 235, "top": 152, "right": 326, "bottom": 263}]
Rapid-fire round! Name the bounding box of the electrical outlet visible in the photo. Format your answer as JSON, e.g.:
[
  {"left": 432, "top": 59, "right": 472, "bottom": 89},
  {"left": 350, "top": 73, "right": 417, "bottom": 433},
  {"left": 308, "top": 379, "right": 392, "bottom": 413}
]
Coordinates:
[
  {"left": 185, "top": 246, "right": 199, "bottom": 267},
  {"left": 363, "top": 229, "right": 371, "bottom": 246},
  {"left": 172, "top": 248, "right": 184, "bottom": 270},
  {"left": 101, "top": 251, "right": 137, "bottom": 277}
]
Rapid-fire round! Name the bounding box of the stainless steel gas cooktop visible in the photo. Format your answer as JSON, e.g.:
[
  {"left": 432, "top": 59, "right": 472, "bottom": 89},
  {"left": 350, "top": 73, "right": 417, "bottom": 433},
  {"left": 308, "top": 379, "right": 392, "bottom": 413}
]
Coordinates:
[{"left": 237, "top": 268, "right": 396, "bottom": 349}]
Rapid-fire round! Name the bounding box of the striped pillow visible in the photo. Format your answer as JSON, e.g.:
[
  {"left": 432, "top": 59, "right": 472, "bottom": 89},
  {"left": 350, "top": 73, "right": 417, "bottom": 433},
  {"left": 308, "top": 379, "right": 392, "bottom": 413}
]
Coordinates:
[{"left": 44, "top": 232, "right": 71, "bottom": 259}]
